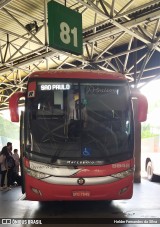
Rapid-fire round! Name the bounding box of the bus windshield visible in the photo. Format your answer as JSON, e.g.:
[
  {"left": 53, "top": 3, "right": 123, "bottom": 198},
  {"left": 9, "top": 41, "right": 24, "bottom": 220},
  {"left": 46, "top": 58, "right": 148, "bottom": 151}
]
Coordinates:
[{"left": 26, "top": 80, "right": 134, "bottom": 164}]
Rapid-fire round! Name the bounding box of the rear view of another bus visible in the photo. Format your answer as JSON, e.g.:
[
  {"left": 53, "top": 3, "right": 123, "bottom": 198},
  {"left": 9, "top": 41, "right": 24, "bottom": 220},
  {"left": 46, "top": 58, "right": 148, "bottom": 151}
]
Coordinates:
[{"left": 9, "top": 70, "right": 147, "bottom": 201}]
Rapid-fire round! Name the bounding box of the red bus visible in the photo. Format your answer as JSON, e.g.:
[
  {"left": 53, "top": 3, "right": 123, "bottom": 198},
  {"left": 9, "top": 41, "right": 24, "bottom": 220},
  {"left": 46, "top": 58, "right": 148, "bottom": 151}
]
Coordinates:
[{"left": 9, "top": 70, "right": 147, "bottom": 201}]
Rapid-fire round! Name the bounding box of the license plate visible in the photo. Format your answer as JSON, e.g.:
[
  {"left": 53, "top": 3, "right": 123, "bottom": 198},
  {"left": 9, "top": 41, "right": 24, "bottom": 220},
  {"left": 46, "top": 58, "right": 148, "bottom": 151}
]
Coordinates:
[{"left": 72, "top": 191, "right": 90, "bottom": 197}]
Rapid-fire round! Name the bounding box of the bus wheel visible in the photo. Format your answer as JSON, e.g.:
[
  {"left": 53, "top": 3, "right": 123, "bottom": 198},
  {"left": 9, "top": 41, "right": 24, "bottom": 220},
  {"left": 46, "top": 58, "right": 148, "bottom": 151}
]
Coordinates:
[{"left": 147, "top": 161, "right": 156, "bottom": 181}]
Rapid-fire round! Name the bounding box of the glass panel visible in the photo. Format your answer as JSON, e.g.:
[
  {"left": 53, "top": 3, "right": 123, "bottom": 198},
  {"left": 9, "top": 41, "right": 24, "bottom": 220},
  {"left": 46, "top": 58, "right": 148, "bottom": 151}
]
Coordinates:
[{"left": 26, "top": 80, "right": 133, "bottom": 162}]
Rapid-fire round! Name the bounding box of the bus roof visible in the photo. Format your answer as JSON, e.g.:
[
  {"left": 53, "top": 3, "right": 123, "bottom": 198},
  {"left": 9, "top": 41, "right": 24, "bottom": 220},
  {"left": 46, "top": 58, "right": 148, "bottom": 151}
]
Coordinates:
[{"left": 29, "top": 69, "right": 126, "bottom": 81}]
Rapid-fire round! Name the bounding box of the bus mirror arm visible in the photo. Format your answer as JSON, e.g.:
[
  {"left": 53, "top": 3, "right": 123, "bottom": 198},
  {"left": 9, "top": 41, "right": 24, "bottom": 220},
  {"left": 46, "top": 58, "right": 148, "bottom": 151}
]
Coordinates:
[{"left": 9, "top": 91, "right": 25, "bottom": 122}]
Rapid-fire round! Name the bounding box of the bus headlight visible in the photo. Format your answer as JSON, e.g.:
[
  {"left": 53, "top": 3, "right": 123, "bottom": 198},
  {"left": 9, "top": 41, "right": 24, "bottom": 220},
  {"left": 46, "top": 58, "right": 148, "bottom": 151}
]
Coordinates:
[
  {"left": 111, "top": 168, "right": 133, "bottom": 179},
  {"left": 26, "top": 168, "right": 50, "bottom": 179}
]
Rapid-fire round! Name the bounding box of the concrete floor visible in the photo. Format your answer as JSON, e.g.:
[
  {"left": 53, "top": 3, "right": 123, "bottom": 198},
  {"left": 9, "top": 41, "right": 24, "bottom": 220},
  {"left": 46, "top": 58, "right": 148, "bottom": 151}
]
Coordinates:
[{"left": 0, "top": 176, "right": 160, "bottom": 227}]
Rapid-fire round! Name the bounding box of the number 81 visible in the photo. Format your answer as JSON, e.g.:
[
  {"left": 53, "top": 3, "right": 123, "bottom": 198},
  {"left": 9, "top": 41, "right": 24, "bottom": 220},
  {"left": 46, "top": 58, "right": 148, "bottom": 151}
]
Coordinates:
[{"left": 60, "top": 22, "right": 78, "bottom": 47}]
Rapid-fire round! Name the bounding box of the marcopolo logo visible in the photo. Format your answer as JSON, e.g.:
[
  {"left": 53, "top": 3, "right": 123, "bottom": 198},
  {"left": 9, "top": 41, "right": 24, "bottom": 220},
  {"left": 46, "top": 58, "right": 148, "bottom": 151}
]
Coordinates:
[{"left": 77, "top": 178, "right": 85, "bottom": 185}]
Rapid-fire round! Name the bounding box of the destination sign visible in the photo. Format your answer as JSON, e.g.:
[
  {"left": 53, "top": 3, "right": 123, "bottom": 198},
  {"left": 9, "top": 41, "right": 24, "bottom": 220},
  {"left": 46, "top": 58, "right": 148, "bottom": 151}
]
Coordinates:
[{"left": 40, "top": 84, "right": 71, "bottom": 91}]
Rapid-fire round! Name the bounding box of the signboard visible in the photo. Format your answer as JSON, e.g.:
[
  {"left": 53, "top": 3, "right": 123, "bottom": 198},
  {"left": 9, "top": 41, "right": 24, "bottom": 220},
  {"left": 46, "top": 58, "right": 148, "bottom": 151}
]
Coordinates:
[{"left": 48, "top": 1, "right": 83, "bottom": 55}]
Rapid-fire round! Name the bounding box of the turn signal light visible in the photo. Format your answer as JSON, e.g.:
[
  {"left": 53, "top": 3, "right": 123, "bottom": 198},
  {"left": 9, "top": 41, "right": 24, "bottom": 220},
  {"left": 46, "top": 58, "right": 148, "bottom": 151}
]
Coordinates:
[
  {"left": 31, "top": 187, "right": 42, "bottom": 196},
  {"left": 24, "top": 158, "right": 30, "bottom": 168},
  {"left": 119, "top": 187, "right": 128, "bottom": 195}
]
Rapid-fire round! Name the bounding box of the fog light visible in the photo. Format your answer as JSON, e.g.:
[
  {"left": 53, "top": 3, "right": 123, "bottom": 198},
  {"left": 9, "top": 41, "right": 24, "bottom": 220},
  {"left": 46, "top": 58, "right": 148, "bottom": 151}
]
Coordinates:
[
  {"left": 119, "top": 187, "right": 128, "bottom": 195},
  {"left": 31, "top": 187, "right": 42, "bottom": 196}
]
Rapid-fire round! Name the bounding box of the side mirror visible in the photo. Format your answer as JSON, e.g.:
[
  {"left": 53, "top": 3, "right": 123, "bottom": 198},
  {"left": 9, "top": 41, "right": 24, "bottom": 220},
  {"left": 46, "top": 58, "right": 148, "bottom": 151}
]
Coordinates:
[
  {"left": 136, "top": 93, "right": 148, "bottom": 122},
  {"left": 9, "top": 92, "right": 25, "bottom": 122},
  {"left": 131, "top": 88, "right": 148, "bottom": 122}
]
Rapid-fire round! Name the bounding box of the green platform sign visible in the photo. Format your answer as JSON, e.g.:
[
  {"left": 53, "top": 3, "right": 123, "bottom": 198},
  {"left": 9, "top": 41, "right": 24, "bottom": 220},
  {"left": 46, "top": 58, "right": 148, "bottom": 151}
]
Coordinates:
[{"left": 48, "top": 1, "right": 83, "bottom": 55}]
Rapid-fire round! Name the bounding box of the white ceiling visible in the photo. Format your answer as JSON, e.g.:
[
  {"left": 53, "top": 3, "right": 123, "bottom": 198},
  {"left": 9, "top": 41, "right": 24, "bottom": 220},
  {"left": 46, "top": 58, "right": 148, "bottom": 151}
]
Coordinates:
[{"left": 0, "top": 0, "right": 160, "bottom": 108}]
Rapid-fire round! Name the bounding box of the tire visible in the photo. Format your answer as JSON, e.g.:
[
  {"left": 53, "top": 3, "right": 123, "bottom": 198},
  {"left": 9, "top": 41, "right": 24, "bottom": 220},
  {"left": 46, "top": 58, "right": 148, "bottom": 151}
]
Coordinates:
[{"left": 147, "top": 161, "right": 156, "bottom": 182}]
